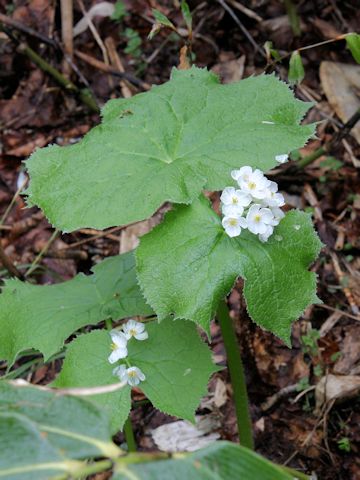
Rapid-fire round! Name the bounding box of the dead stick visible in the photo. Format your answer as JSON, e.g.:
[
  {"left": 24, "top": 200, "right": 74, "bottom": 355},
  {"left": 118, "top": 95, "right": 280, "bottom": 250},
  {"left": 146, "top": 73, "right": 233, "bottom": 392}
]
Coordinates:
[
  {"left": 16, "top": 42, "right": 100, "bottom": 113},
  {"left": 75, "top": 50, "right": 151, "bottom": 90},
  {"left": 60, "top": 0, "right": 74, "bottom": 76},
  {"left": 297, "top": 107, "right": 360, "bottom": 168},
  {"left": 0, "top": 12, "right": 57, "bottom": 47}
]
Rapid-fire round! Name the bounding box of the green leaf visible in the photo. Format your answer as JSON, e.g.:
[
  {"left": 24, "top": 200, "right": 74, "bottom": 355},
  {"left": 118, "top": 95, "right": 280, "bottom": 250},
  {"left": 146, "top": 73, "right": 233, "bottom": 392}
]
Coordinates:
[
  {"left": 0, "top": 252, "right": 152, "bottom": 367},
  {"left": 181, "top": 0, "right": 192, "bottom": 33},
  {"left": 26, "top": 67, "right": 314, "bottom": 231},
  {"left": 136, "top": 195, "right": 322, "bottom": 344},
  {"left": 53, "top": 319, "right": 218, "bottom": 430},
  {"left": 288, "top": 51, "right": 305, "bottom": 85},
  {"left": 152, "top": 9, "right": 175, "bottom": 29},
  {"left": 111, "top": 0, "right": 126, "bottom": 21},
  {"left": 346, "top": 33, "right": 360, "bottom": 63},
  {"left": 0, "top": 381, "right": 120, "bottom": 479},
  {"left": 112, "top": 441, "right": 297, "bottom": 479}
]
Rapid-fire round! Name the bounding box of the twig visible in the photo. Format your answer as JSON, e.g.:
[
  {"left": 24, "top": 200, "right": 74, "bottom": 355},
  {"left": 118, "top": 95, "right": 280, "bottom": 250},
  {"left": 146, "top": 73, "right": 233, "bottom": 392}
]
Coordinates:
[
  {"left": 25, "top": 229, "right": 59, "bottom": 278},
  {"left": 297, "top": 107, "right": 360, "bottom": 168},
  {"left": 261, "top": 383, "right": 299, "bottom": 411},
  {"left": 105, "top": 37, "right": 134, "bottom": 98},
  {"left": 315, "top": 304, "right": 360, "bottom": 322},
  {"left": 60, "top": 0, "right": 74, "bottom": 76},
  {"left": 9, "top": 378, "right": 127, "bottom": 396},
  {"left": 0, "top": 241, "right": 23, "bottom": 279},
  {"left": 0, "top": 12, "right": 57, "bottom": 47},
  {"left": 0, "top": 175, "right": 27, "bottom": 226},
  {"left": 76, "top": 0, "right": 110, "bottom": 67},
  {"left": 227, "top": 0, "right": 262, "bottom": 22},
  {"left": 60, "top": 225, "right": 124, "bottom": 250},
  {"left": 216, "top": 0, "right": 266, "bottom": 58},
  {"left": 74, "top": 50, "right": 151, "bottom": 90},
  {"left": 14, "top": 40, "right": 100, "bottom": 113}
]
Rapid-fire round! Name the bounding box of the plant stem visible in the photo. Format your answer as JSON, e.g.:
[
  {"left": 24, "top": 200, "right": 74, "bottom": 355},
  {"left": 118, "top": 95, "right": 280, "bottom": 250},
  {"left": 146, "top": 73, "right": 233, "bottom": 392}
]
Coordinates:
[
  {"left": 124, "top": 416, "right": 137, "bottom": 452},
  {"left": 283, "top": 0, "right": 301, "bottom": 37},
  {"left": 16, "top": 41, "right": 100, "bottom": 113},
  {"left": 297, "top": 106, "right": 360, "bottom": 168},
  {"left": 217, "top": 300, "right": 254, "bottom": 450},
  {"left": 25, "top": 230, "right": 59, "bottom": 278}
]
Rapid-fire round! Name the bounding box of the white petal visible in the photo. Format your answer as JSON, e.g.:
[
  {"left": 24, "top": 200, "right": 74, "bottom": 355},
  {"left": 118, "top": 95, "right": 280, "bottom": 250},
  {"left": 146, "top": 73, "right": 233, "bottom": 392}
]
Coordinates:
[
  {"left": 224, "top": 224, "right": 241, "bottom": 237},
  {"left": 268, "top": 181, "right": 278, "bottom": 193},
  {"left": 134, "top": 331, "right": 148, "bottom": 341},
  {"left": 132, "top": 367, "right": 146, "bottom": 381},
  {"left": 275, "top": 154, "right": 289, "bottom": 164},
  {"left": 110, "top": 330, "right": 127, "bottom": 348},
  {"left": 128, "top": 376, "right": 140, "bottom": 386},
  {"left": 108, "top": 346, "right": 128, "bottom": 364},
  {"left": 260, "top": 208, "right": 274, "bottom": 223},
  {"left": 222, "top": 204, "right": 244, "bottom": 217},
  {"left": 220, "top": 187, "right": 236, "bottom": 205},
  {"left": 113, "top": 364, "right": 127, "bottom": 378}
]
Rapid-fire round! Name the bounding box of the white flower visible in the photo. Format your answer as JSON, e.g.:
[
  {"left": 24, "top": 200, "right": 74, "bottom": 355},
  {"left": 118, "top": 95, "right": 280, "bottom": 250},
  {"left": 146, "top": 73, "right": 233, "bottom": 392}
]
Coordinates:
[
  {"left": 246, "top": 204, "right": 274, "bottom": 235},
  {"left": 238, "top": 168, "right": 271, "bottom": 200},
  {"left": 220, "top": 187, "right": 251, "bottom": 208},
  {"left": 259, "top": 225, "right": 274, "bottom": 243},
  {"left": 222, "top": 215, "right": 247, "bottom": 238},
  {"left": 269, "top": 207, "right": 285, "bottom": 226},
  {"left": 108, "top": 330, "right": 128, "bottom": 364},
  {"left": 122, "top": 319, "right": 148, "bottom": 341},
  {"left": 222, "top": 203, "right": 244, "bottom": 217},
  {"left": 113, "top": 364, "right": 146, "bottom": 386},
  {"left": 275, "top": 154, "right": 289, "bottom": 164},
  {"left": 231, "top": 166, "right": 253, "bottom": 184},
  {"left": 261, "top": 181, "right": 285, "bottom": 208}
]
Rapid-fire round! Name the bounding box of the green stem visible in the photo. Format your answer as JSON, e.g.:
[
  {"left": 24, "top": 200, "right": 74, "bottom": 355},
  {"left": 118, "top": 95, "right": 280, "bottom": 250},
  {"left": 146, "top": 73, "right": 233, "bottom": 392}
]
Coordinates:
[
  {"left": 296, "top": 146, "right": 326, "bottom": 168},
  {"left": 124, "top": 416, "right": 137, "bottom": 452},
  {"left": 25, "top": 229, "right": 59, "bottom": 278},
  {"left": 16, "top": 42, "right": 100, "bottom": 113},
  {"left": 217, "top": 300, "right": 254, "bottom": 449}
]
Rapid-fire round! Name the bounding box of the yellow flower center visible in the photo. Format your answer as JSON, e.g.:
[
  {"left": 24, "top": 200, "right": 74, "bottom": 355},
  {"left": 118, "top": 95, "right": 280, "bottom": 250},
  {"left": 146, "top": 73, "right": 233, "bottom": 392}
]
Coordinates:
[
  {"left": 248, "top": 181, "right": 256, "bottom": 190},
  {"left": 229, "top": 219, "right": 238, "bottom": 226},
  {"left": 231, "top": 197, "right": 238, "bottom": 204},
  {"left": 129, "top": 329, "right": 137, "bottom": 336},
  {"left": 254, "top": 214, "right": 261, "bottom": 222},
  {"left": 128, "top": 370, "right": 137, "bottom": 378},
  {"left": 111, "top": 342, "right": 117, "bottom": 351}
]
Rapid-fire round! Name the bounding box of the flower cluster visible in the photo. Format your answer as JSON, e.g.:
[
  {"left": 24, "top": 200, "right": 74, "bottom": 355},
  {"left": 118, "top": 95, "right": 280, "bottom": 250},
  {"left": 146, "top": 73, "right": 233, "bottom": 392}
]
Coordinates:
[
  {"left": 221, "top": 166, "right": 285, "bottom": 242},
  {"left": 109, "top": 319, "right": 147, "bottom": 386}
]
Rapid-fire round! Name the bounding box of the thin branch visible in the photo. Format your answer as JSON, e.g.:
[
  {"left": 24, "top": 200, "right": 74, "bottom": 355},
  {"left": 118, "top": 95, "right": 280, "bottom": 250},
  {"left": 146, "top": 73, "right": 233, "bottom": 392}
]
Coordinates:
[
  {"left": 297, "top": 107, "right": 360, "bottom": 168},
  {"left": 74, "top": 50, "right": 151, "bottom": 90},
  {"left": 10, "top": 378, "right": 127, "bottom": 396},
  {"left": 0, "top": 12, "right": 57, "bottom": 47},
  {"left": 216, "top": 0, "right": 266, "bottom": 58}
]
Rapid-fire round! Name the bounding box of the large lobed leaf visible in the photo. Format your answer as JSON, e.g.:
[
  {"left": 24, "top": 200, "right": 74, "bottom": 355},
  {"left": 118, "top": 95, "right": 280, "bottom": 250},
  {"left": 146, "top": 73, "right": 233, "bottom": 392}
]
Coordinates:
[
  {"left": 136, "top": 196, "right": 322, "bottom": 344},
  {"left": 26, "top": 67, "right": 314, "bottom": 231},
  {"left": 0, "top": 252, "right": 152, "bottom": 367},
  {"left": 112, "top": 441, "right": 298, "bottom": 480},
  {"left": 52, "top": 319, "right": 218, "bottom": 431},
  {"left": 0, "top": 381, "right": 120, "bottom": 480},
  {"left": 0, "top": 383, "right": 305, "bottom": 480}
]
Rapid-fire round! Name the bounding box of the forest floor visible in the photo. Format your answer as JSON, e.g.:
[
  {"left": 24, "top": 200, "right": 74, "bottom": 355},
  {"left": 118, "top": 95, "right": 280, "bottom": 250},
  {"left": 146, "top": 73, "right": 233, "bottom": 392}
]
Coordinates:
[{"left": 0, "top": 1, "right": 360, "bottom": 479}]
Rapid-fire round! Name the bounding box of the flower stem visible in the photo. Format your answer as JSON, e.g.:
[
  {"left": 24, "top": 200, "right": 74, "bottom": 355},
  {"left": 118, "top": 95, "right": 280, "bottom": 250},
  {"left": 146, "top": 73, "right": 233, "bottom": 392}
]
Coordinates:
[
  {"left": 217, "top": 300, "right": 254, "bottom": 450},
  {"left": 124, "top": 416, "right": 137, "bottom": 452}
]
